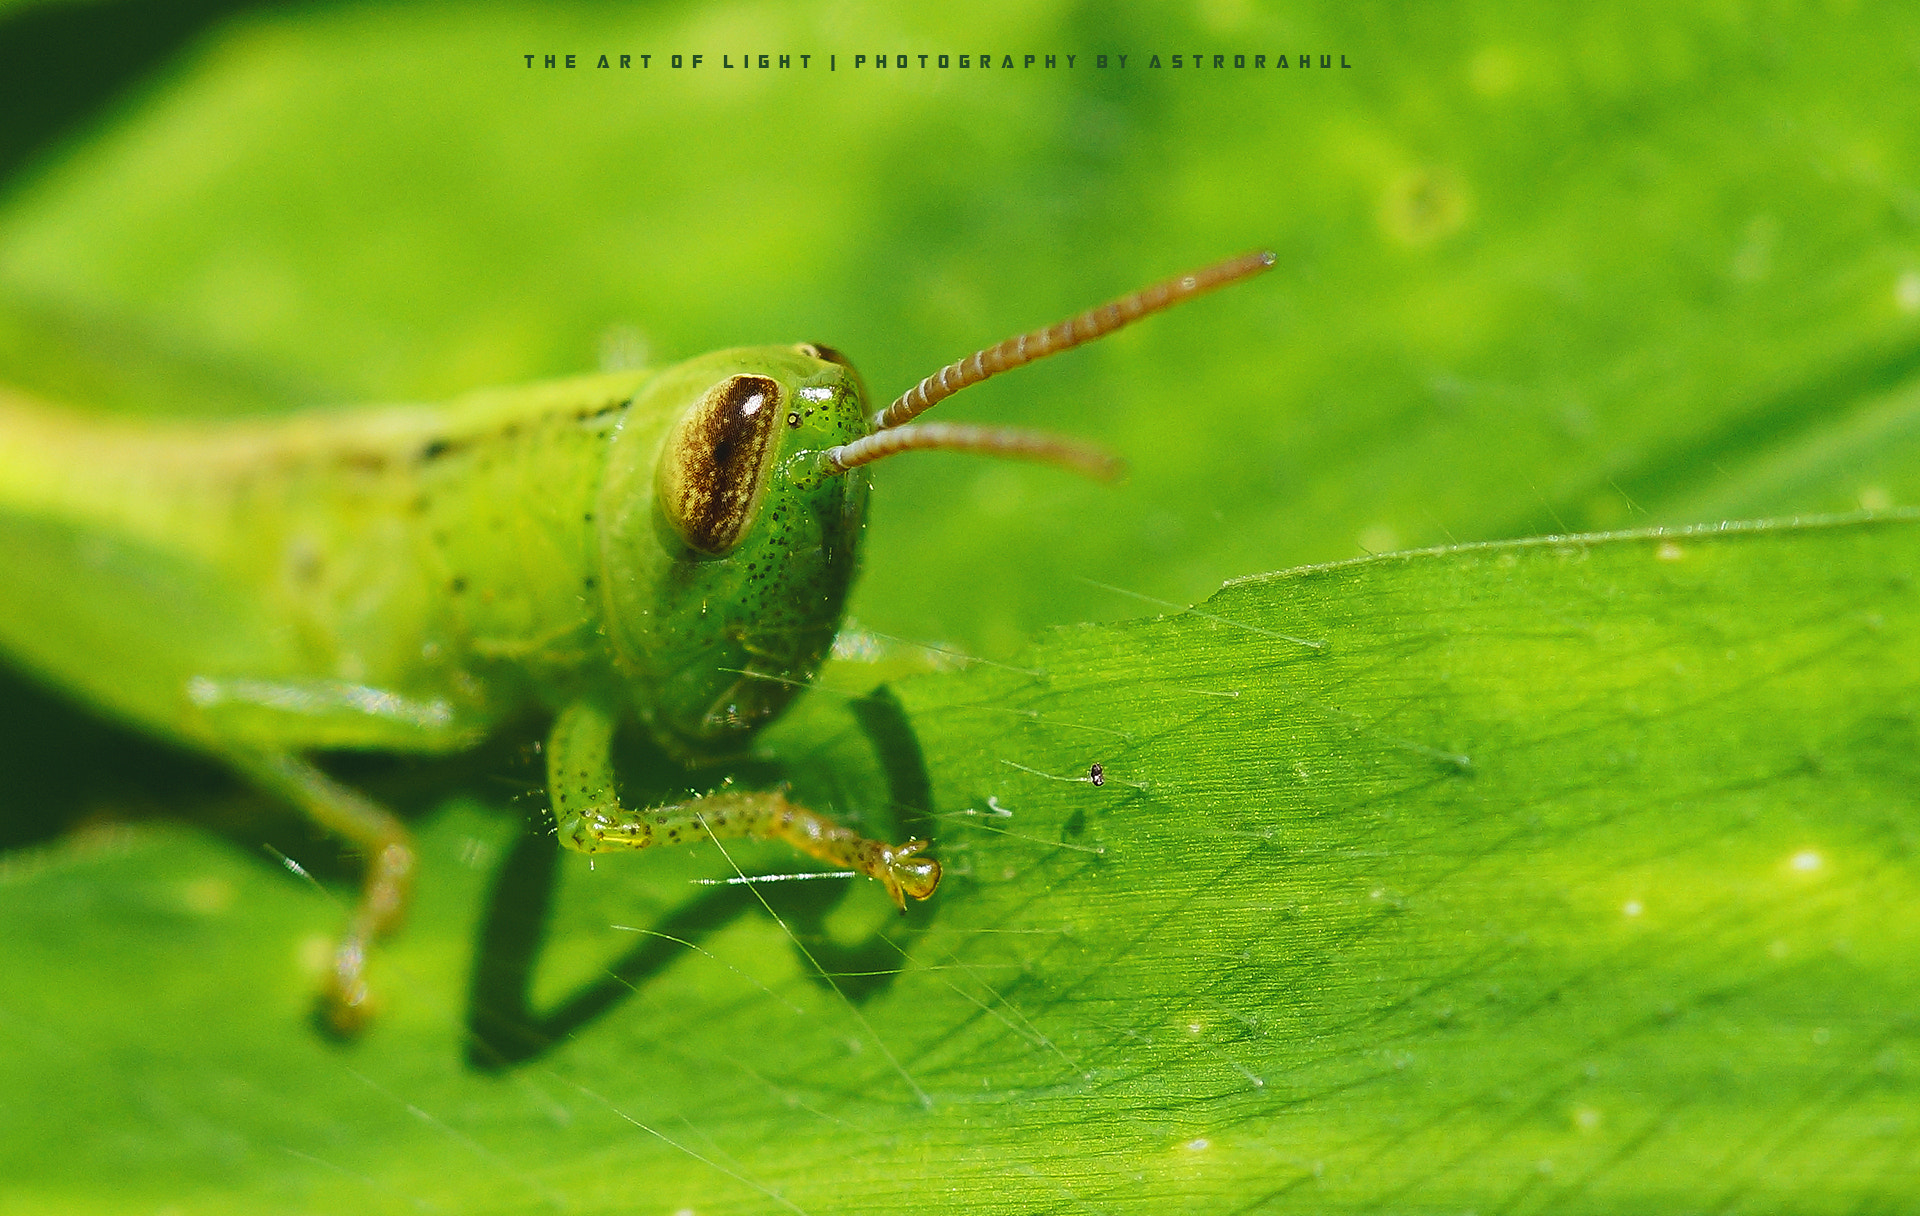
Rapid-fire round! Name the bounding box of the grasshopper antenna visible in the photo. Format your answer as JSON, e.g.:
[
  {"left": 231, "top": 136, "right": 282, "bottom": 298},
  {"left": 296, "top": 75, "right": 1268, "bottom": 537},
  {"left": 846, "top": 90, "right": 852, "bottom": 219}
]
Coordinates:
[{"left": 821, "top": 249, "right": 1276, "bottom": 479}]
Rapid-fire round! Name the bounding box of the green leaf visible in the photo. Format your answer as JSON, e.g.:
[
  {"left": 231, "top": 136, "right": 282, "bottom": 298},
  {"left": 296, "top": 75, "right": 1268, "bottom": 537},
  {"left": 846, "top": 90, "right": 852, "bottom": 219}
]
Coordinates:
[
  {"left": 4, "top": 516, "right": 1917, "bottom": 1212},
  {"left": 2, "top": 0, "right": 1918, "bottom": 1211}
]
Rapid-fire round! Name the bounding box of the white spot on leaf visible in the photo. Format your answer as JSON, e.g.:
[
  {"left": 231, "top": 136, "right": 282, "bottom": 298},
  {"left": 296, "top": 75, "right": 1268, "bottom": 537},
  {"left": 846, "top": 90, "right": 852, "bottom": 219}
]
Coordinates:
[{"left": 1896, "top": 271, "right": 1920, "bottom": 314}]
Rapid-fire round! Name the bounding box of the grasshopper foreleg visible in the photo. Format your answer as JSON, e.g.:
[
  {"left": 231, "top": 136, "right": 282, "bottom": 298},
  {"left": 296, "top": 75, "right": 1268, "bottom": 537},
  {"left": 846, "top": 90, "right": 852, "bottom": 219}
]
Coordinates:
[{"left": 545, "top": 700, "right": 939, "bottom": 908}]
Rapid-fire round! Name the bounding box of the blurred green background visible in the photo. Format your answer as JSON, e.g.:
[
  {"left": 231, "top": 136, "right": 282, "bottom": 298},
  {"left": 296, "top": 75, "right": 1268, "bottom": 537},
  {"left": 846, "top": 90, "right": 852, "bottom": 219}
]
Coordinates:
[{"left": 2, "top": 1, "right": 1919, "bottom": 1212}]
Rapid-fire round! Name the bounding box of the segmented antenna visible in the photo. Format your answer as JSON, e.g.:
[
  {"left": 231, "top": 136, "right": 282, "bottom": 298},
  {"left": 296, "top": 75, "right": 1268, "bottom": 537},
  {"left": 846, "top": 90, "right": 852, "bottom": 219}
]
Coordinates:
[
  {"left": 824, "top": 422, "right": 1124, "bottom": 481},
  {"left": 820, "top": 249, "right": 1276, "bottom": 478}
]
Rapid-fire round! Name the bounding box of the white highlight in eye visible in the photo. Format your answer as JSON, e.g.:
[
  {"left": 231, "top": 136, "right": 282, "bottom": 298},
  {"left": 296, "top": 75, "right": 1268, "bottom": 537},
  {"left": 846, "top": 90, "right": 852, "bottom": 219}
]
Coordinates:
[{"left": 740, "top": 392, "right": 766, "bottom": 417}]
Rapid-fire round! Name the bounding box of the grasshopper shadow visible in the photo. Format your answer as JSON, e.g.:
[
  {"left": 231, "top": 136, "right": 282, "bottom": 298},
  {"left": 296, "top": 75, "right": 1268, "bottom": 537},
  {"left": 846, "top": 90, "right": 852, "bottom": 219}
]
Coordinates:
[
  {"left": 464, "top": 684, "right": 939, "bottom": 1072},
  {"left": 0, "top": 664, "right": 236, "bottom": 850}
]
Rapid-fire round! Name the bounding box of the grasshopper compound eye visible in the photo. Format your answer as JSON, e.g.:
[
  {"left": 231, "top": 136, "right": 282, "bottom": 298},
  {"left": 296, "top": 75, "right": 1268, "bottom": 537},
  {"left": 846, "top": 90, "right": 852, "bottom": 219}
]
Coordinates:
[
  {"left": 656, "top": 373, "right": 785, "bottom": 554},
  {"left": 820, "top": 249, "right": 1276, "bottom": 480}
]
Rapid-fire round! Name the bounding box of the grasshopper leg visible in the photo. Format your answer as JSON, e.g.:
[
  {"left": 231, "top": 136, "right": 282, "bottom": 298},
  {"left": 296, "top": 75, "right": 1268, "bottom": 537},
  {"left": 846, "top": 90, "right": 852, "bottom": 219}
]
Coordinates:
[
  {"left": 234, "top": 750, "right": 416, "bottom": 1035},
  {"left": 546, "top": 700, "right": 939, "bottom": 908}
]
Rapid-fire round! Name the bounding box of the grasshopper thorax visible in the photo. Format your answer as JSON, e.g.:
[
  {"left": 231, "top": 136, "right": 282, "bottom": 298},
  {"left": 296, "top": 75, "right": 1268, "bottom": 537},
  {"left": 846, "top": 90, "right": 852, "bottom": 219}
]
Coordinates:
[{"left": 594, "top": 346, "right": 873, "bottom": 760}]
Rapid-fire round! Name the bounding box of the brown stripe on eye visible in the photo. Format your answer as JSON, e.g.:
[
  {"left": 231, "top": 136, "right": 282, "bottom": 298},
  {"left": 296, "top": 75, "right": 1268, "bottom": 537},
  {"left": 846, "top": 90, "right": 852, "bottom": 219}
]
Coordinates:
[{"left": 658, "top": 373, "right": 784, "bottom": 554}]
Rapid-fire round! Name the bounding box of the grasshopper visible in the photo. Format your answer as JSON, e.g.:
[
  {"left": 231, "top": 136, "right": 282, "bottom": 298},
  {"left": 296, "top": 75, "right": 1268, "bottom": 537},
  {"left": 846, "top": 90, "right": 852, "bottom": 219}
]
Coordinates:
[{"left": 0, "top": 250, "right": 1274, "bottom": 1032}]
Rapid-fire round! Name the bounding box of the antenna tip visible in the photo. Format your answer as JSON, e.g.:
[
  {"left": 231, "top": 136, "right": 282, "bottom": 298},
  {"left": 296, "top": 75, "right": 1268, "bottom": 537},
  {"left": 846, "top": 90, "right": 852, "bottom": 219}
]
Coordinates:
[{"left": 1256, "top": 249, "right": 1278, "bottom": 268}]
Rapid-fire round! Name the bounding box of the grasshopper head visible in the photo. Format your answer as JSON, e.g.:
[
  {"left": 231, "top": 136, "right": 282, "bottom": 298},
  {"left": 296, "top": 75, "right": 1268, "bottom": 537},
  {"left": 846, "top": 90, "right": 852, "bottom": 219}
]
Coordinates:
[
  {"left": 596, "top": 251, "right": 1275, "bottom": 760},
  {"left": 596, "top": 345, "right": 873, "bottom": 760}
]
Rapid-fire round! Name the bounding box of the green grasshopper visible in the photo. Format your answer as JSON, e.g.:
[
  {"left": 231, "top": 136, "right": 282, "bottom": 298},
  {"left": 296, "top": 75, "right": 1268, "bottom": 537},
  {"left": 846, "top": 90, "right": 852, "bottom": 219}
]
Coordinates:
[{"left": 0, "top": 250, "right": 1273, "bottom": 1033}]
